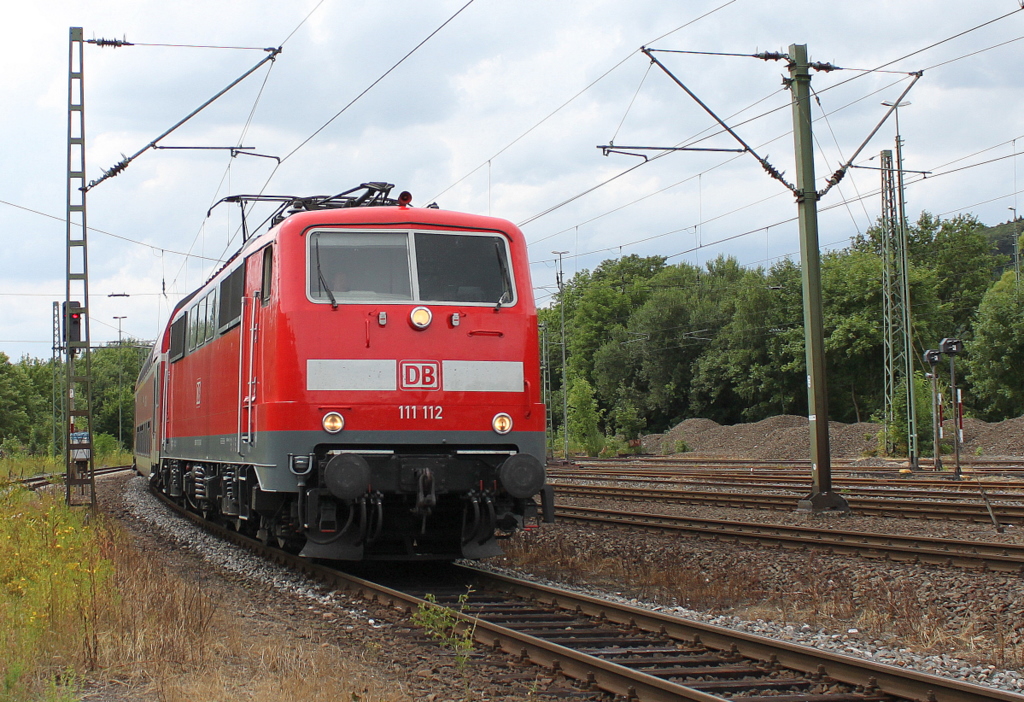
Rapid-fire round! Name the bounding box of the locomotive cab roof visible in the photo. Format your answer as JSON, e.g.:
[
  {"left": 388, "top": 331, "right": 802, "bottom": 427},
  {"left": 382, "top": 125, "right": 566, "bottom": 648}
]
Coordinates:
[{"left": 208, "top": 182, "right": 438, "bottom": 242}]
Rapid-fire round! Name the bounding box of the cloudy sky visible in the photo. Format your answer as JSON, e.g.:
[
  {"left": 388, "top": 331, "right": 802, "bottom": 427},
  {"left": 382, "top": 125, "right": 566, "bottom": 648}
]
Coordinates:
[{"left": 2, "top": 0, "right": 1022, "bottom": 360}]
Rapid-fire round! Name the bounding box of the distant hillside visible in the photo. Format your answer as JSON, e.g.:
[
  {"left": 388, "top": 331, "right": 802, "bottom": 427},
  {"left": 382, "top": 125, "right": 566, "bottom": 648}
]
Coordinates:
[{"left": 982, "top": 217, "right": 1022, "bottom": 270}]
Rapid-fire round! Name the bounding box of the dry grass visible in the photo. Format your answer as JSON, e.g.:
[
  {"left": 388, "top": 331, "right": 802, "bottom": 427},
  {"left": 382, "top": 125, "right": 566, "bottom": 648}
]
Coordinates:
[
  {"left": 93, "top": 521, "right": 410, "bottom": 702},
  {"left": 502, "top": 529, "right": 1024, "bottom": 668},
  {"left": 0, "top": 485, "right": 407, "bottom": 701}
]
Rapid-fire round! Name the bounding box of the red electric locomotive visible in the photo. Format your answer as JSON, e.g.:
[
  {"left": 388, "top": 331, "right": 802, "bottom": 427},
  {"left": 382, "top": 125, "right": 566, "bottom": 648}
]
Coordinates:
[{"left": 134, "top": 183, "right": 553, "bottom": 560}]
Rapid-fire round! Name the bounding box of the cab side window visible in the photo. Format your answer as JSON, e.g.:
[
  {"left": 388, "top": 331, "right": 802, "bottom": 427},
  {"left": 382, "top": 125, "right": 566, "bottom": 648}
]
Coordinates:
[{"left": 261, "top": 246, "right": 273, "bottom": 306}]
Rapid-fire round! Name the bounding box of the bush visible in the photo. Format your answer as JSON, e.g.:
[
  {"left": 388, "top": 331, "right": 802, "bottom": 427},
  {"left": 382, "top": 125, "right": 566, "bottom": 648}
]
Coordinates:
[
  {"left": 876, "top": 372, "right": 935, "bottom": 457},
  {"left": 663, "top": 438, "right": 689, "bottom": 454},
  {"left": 598, "top": 436, "right": 629, "bottom": 458},
  {"left": 567, "top": 377, "right": 604, "bottom": 456}
]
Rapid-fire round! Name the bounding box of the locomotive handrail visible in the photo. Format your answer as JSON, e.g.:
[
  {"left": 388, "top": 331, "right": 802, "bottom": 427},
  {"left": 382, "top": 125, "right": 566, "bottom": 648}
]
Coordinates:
[{"left": 236, "top": 294, "right": 247, "bottom": 455}]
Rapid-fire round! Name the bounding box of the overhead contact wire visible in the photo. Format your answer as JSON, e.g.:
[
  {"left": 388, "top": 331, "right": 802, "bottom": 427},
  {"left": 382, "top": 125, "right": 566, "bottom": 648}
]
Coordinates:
[
  {"left": 278, "top": 0, "right": 477, "bottom": 165},
  {"left": 429, "top": 0, "right": 739, "bottom": 203}
]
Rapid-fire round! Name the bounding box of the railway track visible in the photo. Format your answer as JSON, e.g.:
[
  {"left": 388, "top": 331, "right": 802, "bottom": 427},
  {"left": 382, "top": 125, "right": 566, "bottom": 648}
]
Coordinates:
[
  {"left": 569, "top": 458, "right": 1024, "bottom": 470},
  {"left": 554, "top": 504, "right": 1024, "bottom": 572},
  {"left": 17, "top": 464, "right": 134, "bottom": 490},
  {"left": 148, "top": 484, "right": 1023, "bottom": 702},
  {"left": 567, "top": 456, "right": 1024, "bottom": 472},
  {"left": 548, "top": 470, "right": 1024, "bottom": 496},
  {"left": 552, "top": 483, "right": 1024, "bottom": 524}
]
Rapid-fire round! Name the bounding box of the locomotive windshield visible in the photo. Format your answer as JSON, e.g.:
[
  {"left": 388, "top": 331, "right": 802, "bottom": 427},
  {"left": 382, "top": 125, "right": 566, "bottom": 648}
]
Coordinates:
[{"left": 308, "top": 230, "right": 515, "bottom": 305}]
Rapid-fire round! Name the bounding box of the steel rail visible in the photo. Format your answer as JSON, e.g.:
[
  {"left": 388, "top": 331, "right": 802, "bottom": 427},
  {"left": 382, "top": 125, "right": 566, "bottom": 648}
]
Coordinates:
[
  {"left": 555, "top": 504, "right": 1024, "bottom": 572},
  {"left": 553, "top": 483, "right": 1024, "bottom": 524},
  {"left": 553, "top": 477, "right": 1024, "bottom": 500},
  {"left": 549, "top": 470, "right": 1024, "bottom": 493},
  {"left": 16, "top": 464, "right": 134, "bottom": 491},
  {"left": 144, "top": 485, "right": 1023, "bottom": 702},
  {"left": 464, "top": 566, "right": 1024, "bottom": 702},
  {"left": 564, "top": 456, "right": 1024, "bottom": 471}
]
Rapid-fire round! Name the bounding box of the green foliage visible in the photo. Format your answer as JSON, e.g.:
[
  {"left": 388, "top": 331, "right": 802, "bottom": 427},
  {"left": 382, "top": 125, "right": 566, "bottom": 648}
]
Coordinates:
[
  {"left": 964, "top": 271, "right": 1024, "bottom": 420},
  {"left": 673, "top": 439, "right": 689, "bottom": 454},
  {"left": 598, "top": 436, "right": 630, "bottom": 458},
  {"left": 689, "top": 259, "right": 804, "bottom": 422},
  {"left": 0, "top": 486, "right": 112, "bottom": 699},
  {"left": 539, "top": 208, "right": 1019, "bottom": 448},
  {"left": 609, "top": 399, "right": 646, "bottom": 441},
  {"left": 567, "top": 376, "right": 604, "bottom": 456},
  {"left": 0, "top": 353, "right": 49, "bottom": 455},
  {"left": 879, "top": 372, "right": 935, "bottom": 457},
  {"left": 0, "top": 454, "right": 61, "bottom": 481},
  {"left": 412, "top": 591, "right": 476, "bottom": 669},
  {"left": 0, "top": 342, "right": 147, "bottom": 457}
]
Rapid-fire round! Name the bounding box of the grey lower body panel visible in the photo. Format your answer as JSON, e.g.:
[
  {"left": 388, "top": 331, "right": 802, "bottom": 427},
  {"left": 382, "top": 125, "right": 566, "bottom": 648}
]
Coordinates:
[{"left": 162, "top": 429, "right": 546, "bottom": 492}]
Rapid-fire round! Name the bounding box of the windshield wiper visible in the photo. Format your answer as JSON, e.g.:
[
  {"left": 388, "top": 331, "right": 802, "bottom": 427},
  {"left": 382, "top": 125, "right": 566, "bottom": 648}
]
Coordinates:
[
  {"left": 494, "top": 241, "right": 512, "bottom": 311},
  {"left": 315, "top": 238, "right": 337, "bottom": 310}
]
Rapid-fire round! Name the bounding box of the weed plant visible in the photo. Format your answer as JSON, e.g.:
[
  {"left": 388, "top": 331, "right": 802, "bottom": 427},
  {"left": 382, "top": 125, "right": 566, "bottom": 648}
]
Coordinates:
[
  {"left": 0, "top": 455, "right": 61, "bottom": 481},
  {"left": 412, "top": 591, "right": 477, "bottom": 669}
]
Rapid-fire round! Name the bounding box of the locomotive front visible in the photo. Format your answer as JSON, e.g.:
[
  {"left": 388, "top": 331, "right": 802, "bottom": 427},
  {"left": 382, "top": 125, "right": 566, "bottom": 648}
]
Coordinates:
[{"left": 244, "top": 200, "right": 551, "bottom": 560}]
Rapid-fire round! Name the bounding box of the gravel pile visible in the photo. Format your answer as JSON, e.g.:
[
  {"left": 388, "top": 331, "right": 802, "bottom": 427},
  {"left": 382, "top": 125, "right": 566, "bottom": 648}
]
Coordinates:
[
  {"left": 647, "top": 414, "right": 1024, "bottom": 461},
  {"left": 963, "top": 417, "right": 1024, "bottom": 457}
]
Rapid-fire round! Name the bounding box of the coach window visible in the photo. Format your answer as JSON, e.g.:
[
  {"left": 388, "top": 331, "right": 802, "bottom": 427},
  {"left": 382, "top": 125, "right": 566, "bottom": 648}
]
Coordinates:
[
  {"left": 218, "top": 267, "right": 244, "bottom": 332},
  {"left": 187, "top": 304, "right": 199, "bottom": 352},
  {"left": 198, "top": 296, "right": 209, "bottom": 346},
  {"left": 169, "top": 314, "right": 186, "bottom": 362},
  {"left": 261, "top": 247, "right": 273, "bottom": 306},
  {"left": 205, "top": 289, "right": 217, "bottom": 342}
]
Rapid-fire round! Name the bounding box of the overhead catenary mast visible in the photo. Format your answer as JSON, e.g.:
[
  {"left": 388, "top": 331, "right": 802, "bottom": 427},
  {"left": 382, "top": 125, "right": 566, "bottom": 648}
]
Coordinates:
[
  {"left": 60, "top": 27, "right": 280, "bottom": 506},
  {"left": 64, "top": 27, "right": 97, "bottom": 508}
]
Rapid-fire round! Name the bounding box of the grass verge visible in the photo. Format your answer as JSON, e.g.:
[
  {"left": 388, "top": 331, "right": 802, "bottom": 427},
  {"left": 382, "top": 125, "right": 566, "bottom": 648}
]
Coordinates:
[{"left": 0, "top": 482, "right": 406, "bottom": 701}]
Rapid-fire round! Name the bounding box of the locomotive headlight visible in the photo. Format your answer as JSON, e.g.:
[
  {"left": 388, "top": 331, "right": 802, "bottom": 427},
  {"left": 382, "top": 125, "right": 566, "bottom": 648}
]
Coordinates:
[
  {"left": 409, "top": 306, "right": 432, "bottom": 329},
  {"left": 492, "top": 412, "right": 513, "bottom": 434},
  {"left": 322, "top": 412, "right": 345, "bottom": 433}
]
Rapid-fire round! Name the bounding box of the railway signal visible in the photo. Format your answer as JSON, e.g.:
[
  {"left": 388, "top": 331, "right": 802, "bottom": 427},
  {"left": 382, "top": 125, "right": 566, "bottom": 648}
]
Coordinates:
[
  {"left": 939, "top": 338, "right": 963, "bottom": 479},
  {"left": 63, "top": 301, "right": 83, "bottom": 348},
  {"left": 923, "top": 349, "right": 942, "bottom": 472}
]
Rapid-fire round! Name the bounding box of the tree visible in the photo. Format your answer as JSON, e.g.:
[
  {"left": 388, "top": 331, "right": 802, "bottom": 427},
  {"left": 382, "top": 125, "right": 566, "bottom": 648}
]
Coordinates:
[
  {"left": 931, "top": 214, "right": 1006, "bottom": 335},
  {"left": 964, "top": 272, "right": 1024, "bottom": 421},
  {"left": 689, "top": 258, "right": 804, "bottom": 422},
  {"left": 89, "top": 340, "right": 147, "bottom": 448},
  {"left": 535, "top": 207, "right": 1009, "bottom": 438},
  {"left": 567, "top": 376, "right": 603, "bottom": 456},
  {"left": 565, "top": 255, "right": 666, "bottom": 382},
  {"left": 0, "top": 352, "right": 34, "bottom": 450}
]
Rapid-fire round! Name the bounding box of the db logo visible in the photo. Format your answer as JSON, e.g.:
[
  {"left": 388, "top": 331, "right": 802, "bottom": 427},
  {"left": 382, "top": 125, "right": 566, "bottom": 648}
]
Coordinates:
[{"left": 399, "top": 360, "right": 440, "bottom": 390}]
